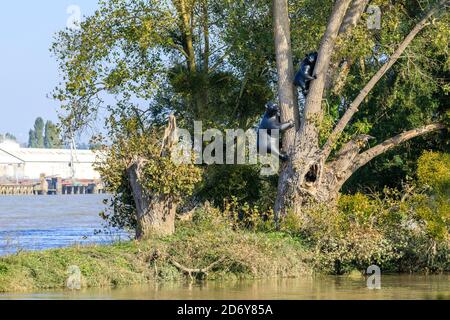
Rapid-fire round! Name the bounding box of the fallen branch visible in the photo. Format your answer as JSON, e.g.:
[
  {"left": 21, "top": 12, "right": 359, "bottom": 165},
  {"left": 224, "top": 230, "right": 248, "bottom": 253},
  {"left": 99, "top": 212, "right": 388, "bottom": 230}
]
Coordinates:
[{"left": 170, "top": 256, "right": 227, "bottom": 280}]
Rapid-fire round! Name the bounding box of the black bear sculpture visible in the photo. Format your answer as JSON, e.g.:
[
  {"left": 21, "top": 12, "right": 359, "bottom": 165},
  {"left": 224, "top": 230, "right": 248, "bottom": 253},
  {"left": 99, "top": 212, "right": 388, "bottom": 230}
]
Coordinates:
[
  {"left": 257, "top": 102, "right": 294, "bottom": 162},
  {"left": 294, "top": 52, "right": 318, "bottom": 96}
]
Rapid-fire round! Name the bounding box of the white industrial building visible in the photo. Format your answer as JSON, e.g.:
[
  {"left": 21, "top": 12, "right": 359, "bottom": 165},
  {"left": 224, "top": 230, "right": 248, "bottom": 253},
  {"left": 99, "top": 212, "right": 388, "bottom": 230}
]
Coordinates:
[{"left": 0, "top": 141, "right": 101, "bottom": 181}]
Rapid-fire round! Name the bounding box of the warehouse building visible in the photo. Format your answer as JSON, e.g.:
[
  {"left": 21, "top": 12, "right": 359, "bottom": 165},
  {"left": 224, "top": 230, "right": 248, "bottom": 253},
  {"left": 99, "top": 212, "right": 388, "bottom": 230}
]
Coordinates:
[{"left": 0, "top": 141, "right": 101, "bottom": 182}]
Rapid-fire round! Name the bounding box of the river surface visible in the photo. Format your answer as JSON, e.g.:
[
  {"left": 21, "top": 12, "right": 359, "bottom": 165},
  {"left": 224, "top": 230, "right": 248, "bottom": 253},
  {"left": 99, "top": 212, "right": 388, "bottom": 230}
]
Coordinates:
[
  {"left": 0, "top": 195, "right": 130, "bottom": 256},
  {"left": 0, "top": 275, "right": 449, "bottom": 300},
  {"left": 0, "top": 195, "right": 448, "bottom": 300}
]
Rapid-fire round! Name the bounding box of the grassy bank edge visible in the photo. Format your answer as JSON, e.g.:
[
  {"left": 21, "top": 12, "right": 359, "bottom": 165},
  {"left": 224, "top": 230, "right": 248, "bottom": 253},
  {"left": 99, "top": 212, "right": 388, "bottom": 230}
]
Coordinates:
[{"left": 0, "top": 222, "right": 313, "bottom": 293}]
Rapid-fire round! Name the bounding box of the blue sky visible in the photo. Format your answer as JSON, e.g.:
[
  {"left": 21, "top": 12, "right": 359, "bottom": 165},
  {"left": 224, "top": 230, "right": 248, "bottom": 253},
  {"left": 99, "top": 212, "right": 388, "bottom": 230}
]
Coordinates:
[{"left": 0, "top": 1, "right": 99, "bottom": 144}]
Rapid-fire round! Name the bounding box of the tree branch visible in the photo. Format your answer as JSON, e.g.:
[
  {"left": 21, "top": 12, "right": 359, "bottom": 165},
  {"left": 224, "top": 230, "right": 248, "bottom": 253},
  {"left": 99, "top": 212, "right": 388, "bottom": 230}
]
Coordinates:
[
  {"left": 325, "top": 0, "right": 371, "bottom": 92},
  {"left": 352, "top": 123, "right": 445, "bottom": 172},
  {"left": 170, "top": 256, "right": 226, "bottom": 280},
  {"left": 273, "top": 0, "right": 300, "bottom": 150},
  {"left": 339, "top": 0, "right": 370, "bottom": 35},
  {"left": 299, "top": 0, "right": 352, "bottom": 147},
  {"left": 322, "top": 0, "right": 448, "bottom": 160}
]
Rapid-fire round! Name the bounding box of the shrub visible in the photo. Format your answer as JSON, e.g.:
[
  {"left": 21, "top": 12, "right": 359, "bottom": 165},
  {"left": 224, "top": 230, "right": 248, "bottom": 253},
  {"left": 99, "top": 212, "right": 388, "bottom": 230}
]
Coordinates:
[
  {"left": 417, "top": 151, "right": 450, "bottom": 193},
  {"left": 279, "top": 204, "right": 399, "bottom": 275},
  {"left": 278, "top": 152, "right": 450, "bottom": 274},
  {"left": 195, "top": 164, "right": 278, "bottom": 213}
]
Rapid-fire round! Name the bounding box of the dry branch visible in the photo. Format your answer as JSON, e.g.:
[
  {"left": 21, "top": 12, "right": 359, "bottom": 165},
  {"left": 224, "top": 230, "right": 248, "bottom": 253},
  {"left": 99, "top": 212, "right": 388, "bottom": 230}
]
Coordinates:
[
  {"left": 322, "top": 0, "right": 448, "bottom": 159},
  {"left": 339, "top": 0, "right": 371, "bottom": 35},
  {"left": 299, "top": 0, "right": 352, "bottom": 146},
  {"left": 170, "top": 256, "right": 227, "bottom": 280},
  {"left": 352, "top": 123, "right": 445, "bottom": 173}
]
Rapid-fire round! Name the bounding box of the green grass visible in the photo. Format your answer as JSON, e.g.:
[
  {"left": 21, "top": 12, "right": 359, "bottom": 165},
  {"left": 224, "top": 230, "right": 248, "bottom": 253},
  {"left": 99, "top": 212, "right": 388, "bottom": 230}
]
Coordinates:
[{"left": 0, "top": 219, "right": 312, "bottom": 293}]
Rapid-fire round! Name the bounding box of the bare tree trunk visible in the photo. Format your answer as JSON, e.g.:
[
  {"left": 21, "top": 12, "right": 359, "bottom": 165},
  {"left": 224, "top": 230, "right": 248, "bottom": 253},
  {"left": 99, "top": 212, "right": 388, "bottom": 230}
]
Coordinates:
[
  {"left": 273, "top": 0, "right": 299, "bottom": 150},
  {"left": 127, "top": 115, "right": 179, "bottom": 239},
  {"left": 274, "top": 0, "right": 352, "bottom": 217},
  {"left": 128, "top": 159, "right": 177, "bottom": 239}
]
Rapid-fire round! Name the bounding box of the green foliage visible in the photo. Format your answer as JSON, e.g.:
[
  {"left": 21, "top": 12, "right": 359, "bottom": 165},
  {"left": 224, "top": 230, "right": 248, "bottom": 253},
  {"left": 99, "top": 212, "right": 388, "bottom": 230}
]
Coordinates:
[
  {"left": 52, "top": 0, "right": 273, "bottom": 131},
  {"left": 338, "top": 0, "right": 450, "bottom": 191},
  {"left": 195, "top": 164, "right": 278, "bottom": 213},
  {"left": 417, "top": 151, "right": 450, "bottom": 191},
  {"left": 278, "top": 156, "right": 450, "bottom": 275},
  {"left": 280, "top": 204, "right": 399, "bottom": 274},
  {"left": 44, "top": 121, "right": 63, "bottom": 149},
  {"left": 220, "top": 197, "right": 276, "bottom": 232},
  {"left": 48, "top": 1, "right": 449, "bottom": 279},
  {"left": 52, "top": 0, "right": 277, "bottom": 211},
  {"left": 34, "top": 117, "right": 44, "bottom": 148},
  {"left": 414, "top": 151, "right": 450, "bottom": 241},
  {"left": 28, "top": 117, "right": 45, "bottom": 148},
  {"left": 52, "top": 0, "right": 449, "bottom": 212},
  {"left": 27, "top": 130, "right": 35, "bottom": 148},
  {"left": 28, "top": 118, "right": 62, "bottom": 149}
]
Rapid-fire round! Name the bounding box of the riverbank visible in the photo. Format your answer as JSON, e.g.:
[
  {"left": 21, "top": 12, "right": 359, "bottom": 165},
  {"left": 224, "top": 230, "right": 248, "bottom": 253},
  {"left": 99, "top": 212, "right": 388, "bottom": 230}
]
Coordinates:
[
  {"left": 0, "top": 218, "right": 311, "bottom": 293},
  {"left": 1, "top": 198, "right": 448, "bottom": 293}
]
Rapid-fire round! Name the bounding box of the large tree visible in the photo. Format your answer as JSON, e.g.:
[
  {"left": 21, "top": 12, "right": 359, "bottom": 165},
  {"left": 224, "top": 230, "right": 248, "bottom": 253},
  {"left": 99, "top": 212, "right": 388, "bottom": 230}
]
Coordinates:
[
  {"left": 44, "top": 121, "right": 63, "bottom": 149},
  {"left": 28, "top": 117, "right": 45, "bottom": 148},
  {"left": 52, "top": 0, "right": 273, "bottom": 132},
  {"left": 53, "top": 0, "right": 274, "bottom": 237},
  {"left": 273, "top": 0, "right": 449, "bottom": 217},
  {"left": 54, "top": 0, "right": 449, "bottom": 233}
]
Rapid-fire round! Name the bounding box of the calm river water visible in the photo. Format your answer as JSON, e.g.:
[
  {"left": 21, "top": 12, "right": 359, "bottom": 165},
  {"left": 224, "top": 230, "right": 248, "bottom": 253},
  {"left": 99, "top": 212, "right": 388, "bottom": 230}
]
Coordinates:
[
  {"left": 0, "top": 195, "right": 130, "bottom": 256},
  {"left": 1, "top": 275, "right": 449, "bottom": 300},
  {"left": 0, "top": 195, "right": 448, "bottom": 300}
]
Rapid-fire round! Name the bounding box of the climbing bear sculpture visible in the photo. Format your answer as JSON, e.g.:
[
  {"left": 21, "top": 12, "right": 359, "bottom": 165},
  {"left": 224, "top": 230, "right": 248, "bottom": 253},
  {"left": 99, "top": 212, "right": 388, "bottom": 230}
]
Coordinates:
[
  {"left": 294, "top": 52, "right": 318, "bottom": 96},
  {"left": 257, "top": 102, "right": 294, "bottom": 162}
]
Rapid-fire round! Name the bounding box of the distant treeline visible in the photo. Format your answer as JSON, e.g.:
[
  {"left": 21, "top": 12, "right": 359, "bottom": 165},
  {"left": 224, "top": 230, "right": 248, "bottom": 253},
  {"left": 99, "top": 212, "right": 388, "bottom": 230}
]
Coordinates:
[
  {"left": 26, "top": 117, "right": 98, "bottom": 150},
  {"left": 28, "top": 117, "right": 63, "bottom": 149},
  {"left": 0, "top": 133, "right": 17, "bottom": 143}
]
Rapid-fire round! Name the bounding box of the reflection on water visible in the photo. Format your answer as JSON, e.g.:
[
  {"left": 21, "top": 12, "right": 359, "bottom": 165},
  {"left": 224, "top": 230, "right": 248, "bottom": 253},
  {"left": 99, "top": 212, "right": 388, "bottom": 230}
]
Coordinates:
[
  {"left": 0, "top": 195, "right": 130, "bottom": 255},
  {"left": 1, "top": 275, "right": 449, "bottom": 300}
]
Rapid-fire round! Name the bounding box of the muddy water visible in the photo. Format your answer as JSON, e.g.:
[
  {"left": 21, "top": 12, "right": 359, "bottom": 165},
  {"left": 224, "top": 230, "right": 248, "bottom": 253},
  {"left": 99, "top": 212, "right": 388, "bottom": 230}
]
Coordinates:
[{"left": 1, "top": 275, "right": 449, "bottom": 300}]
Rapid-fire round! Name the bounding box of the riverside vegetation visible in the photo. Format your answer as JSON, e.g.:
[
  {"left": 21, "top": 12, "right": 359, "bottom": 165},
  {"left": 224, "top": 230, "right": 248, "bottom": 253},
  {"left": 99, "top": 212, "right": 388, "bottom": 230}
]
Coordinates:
[
  {"left": 1, "top": 0, "right": 449, "bottom": 292},
  {"left": 0, "top": 152, "right": 448, "bottom": 292}
]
